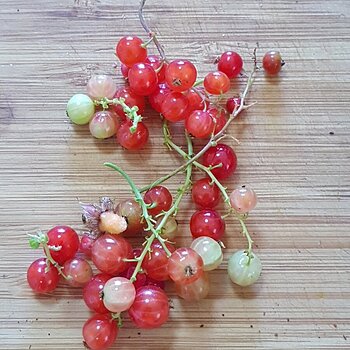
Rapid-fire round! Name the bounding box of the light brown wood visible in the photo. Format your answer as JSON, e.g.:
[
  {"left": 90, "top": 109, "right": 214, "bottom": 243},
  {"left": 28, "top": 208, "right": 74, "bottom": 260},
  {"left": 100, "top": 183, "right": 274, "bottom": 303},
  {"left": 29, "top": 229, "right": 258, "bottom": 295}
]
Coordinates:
[{"left": 1, "top": 0, "right": 350, "bottom": 349}]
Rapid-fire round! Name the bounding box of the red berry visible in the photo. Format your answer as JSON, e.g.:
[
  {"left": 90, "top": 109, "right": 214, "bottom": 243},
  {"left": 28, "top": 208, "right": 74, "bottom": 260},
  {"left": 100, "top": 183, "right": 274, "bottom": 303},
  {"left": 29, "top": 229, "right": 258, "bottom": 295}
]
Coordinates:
[
  {"left": 192, "top": 177, "right": 221, "bottom": 208},
  {"left": 161, "top": 91, "right": 189, "bottom": 122},
  {"left": 145, "top": 55, "right": 167, "bottom": 83},
  {"left": 204, "top": 71, "right": 230, "bottom": 95},
  {"left": 91, "top": 234, "right": 132, "bottom": 275},
  {"left": 83, "top": 273, "right": 112, "bottom": 314},
  {"left": 185, "top": 88, "right": 207, "bottom": 113},
  {"left": 148, "top": 83, "right": 170, "bottom": 113},
  {"left": 120, "top": 64, "right": 130, "bottom": 78},
  {"left": 208, "top": 107, "right": 227, "bottom": 135},
  {"left": 79, "top": 234, "right": 95, "bottom": 258},
  {"left": 185, "top": 110, "right": 214, "bottom": 138},
  {"left": 46, "top": 226, "right": 80, "bottom": 265},
  {"left": 190, "top": 209, "right": 226, "bottom": 241},
  {"left": 128, "top": 63, "right": 158, "bottom": 96},
  {"left": 117, "top": 121, "right": 149, "bottom": 150},
  {"left": 116, "top": 36, "right": 147, "bottom": 67},
  {"left": 202, "top": 143, "right": 237, "bottom": 180},
  {"left": 27, "top": 258, "right": 59, "bottom": 294},
  {"left": 83, "top": 314, "right": 118, "bottom": 350},
  {"left": 111, "top": 87, "right": 145, "bottom": 119},
  {"left": 165, "top": 59, "right": 197, "bottom": 92},
  {"left": 217, "top": 51, "right": 243, "bottom": 78},
  {"left": 144, "top": 186, "right": 172, "bottom": 216},
  {"left": 120, "top": 266, "right": 147, "bottom": 290},
  {"left": 226, "top": 97, "right": 241, "bottom": 114},
  {"left": 128, "top": 286, "right": 169, "bottom": 329},
  {"left": 263, "top": 50, "right": 284, "bottom": 75}
]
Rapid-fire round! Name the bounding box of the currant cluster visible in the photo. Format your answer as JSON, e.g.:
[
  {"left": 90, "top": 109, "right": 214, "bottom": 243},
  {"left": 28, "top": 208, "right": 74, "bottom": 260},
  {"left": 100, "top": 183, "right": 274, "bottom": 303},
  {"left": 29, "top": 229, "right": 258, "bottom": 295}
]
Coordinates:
[{"left": 26, "top": 1, "right": 284, "bottom": 349}]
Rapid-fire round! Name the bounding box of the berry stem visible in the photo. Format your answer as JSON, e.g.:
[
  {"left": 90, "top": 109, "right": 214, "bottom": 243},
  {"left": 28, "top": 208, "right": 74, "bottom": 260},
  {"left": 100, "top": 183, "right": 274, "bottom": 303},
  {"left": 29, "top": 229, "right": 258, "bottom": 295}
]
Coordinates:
[{"left": 139, "top": 0, "right": 167, "bottom": 62}]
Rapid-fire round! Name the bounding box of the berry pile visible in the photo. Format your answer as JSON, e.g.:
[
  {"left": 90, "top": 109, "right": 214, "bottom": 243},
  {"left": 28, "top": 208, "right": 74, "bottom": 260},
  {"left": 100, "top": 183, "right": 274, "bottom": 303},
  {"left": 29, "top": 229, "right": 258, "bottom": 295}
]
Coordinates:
[{"left": 26, "top": 1, "right": 284, "bottom": 349}]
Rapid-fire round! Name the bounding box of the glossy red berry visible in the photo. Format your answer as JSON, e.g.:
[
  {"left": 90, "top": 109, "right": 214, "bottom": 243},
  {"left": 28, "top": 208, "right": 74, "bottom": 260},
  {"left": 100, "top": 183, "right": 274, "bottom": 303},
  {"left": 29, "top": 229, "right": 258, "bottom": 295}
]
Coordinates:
[
  {"left": 144, "top": 186, "right": 172, "bottom": 216},
  {"left": 128, "top": 286, "right": 169, "bottom": 329},
  {"left": 117, "top": 121, "right": 149, "bottom": 150},
  {"left": 185, "top": 110, "right": 214, "bottom": 138},
  {"left": 148, "top": 83, "right": 170, "bottom": 113},
  {"left": 165, "top": 59, "right": 197, "bottom": 92},
  {"left": 120, "top": 63, "right": 130, "bottom": 78},
  {"left": 217, "top": 51, "right": 243, "bottom": 78},
  {"left": 145, "top": 55, "right": 167, "bottom": 83},
  {"left": 192, "top": 177, "right": 221, "bottom": 208},
  {"left": 262, "top": 50, "right": 284, "bottom": 75},
  {"left": 202, "top": 143, "right": 237, "bottom": 180},
  {"left": 161, "top": 91, "right": 189, "bottom": 122},
  {"left": 208, "top": 107, "right": 227, "bottom": 135},
  {"left": 185, "top": 88, "right": 207, "bottom": 113},
  {"left": 116, "top": 36, "right": 147, "bottom": 67},
  {"left": 190, "top": 209, "right": 226, "bottom": 241},
  {"left": 46, "top": 226, "right": 80, "bottom": 265},
  {"left": 204, "top": 71, "right": 230, "bottom": 95},
  {"left": 128, "top": 63, "right": 158, "bottom": 96},
  {"left": 27, "top": 258, "right": 59, "bottom": 294}
]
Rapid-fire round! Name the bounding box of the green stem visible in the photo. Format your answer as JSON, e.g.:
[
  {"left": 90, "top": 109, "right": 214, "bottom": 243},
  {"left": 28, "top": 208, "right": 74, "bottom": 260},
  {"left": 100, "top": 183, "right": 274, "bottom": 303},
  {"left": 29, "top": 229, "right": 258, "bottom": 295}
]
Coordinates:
[{"left": 43, "top": 243, "right": 69, "bottom": 279}]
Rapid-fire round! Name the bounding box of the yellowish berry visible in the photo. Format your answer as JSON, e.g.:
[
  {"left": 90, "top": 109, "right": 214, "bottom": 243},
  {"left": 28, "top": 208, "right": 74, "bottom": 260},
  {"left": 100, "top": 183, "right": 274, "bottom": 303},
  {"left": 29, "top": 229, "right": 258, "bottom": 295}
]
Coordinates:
[{"left": 99, "top": 211, "right": 127, "bottom": 234}]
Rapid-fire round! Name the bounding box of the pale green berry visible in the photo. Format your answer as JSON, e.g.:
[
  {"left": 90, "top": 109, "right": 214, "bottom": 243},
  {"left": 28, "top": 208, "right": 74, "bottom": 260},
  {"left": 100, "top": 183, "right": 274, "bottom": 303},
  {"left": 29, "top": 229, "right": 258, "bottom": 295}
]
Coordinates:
[
  {"left": 228, "top": 250, "right": 262, "bottom": 286},
  {"left": 66, "top": 94, "right": 95, "bottom": 125}
]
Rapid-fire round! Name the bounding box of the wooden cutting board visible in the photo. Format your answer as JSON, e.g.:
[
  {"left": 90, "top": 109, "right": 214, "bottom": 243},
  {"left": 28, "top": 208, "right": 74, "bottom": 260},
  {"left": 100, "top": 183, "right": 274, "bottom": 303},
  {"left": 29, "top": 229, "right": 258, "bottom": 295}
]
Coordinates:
[{"left": 0, "top": 0, "right": 349, "bottom": 349}]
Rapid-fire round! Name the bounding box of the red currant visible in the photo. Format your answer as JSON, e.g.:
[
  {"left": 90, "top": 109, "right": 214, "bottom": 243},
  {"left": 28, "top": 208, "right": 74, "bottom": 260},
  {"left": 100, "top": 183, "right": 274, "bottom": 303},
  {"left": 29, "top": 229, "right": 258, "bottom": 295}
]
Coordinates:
[
  {"left": 128, "top": 63, "right": 158, "bottom": 96},
  {"left": 144, "top": 186, "right": 172, "bottom": 216},
  {"left": 191, "top": 177, "right": 220, "bottom": 208},
  {"left": 46, "top": 226, "right": 80, "bottom": 265},
  {"left": 185, "top": 88, "right": 207, "bottom": 112},
  {"left": 165, "top": 59, "right": 197, "bottom": 92},
  {"left": 128, "top": 286, "right": 169, "bottom": 329},
  {"left": 115, "top": 199, "right": 144, "bottom": 235},
  {"left": 83, "top": 314, "right": 117, "bottom": 350},
  {"left": 79, "top": 234, "right": 95, "bottom": 258},
  {"left": 145, "top": 55, "right": 167, "bottom": 83},
  {"left": 185, "top": 110, "right": 214, "bottom": 138},
  {"left": 204, "top": 71, "right": 230, "bottom": 95},
  {"left": 208, "top": 107, "right": 227, "bottom": 135},
  {"left": 190, "top": 209, "right": 226, "bottom": 241},
  {"left": 226, "top": 97, "right": 241, "bottom": 114},
  {"left": 217, "top": 51, "right": 243, "bottom": 78},
  {"left": 262, "top": 50, "right": 284, "bottom": 75},
  {"left": 161, "top": 91, "right": 189, "bottom": 122},
  {"left": 117, "top": 121, "right": 149, "bottom": 150},
  {"left": 120, "top": 63, "right": 129, "bottom": 78},
  {"left": 116, "top": 36, "right": 147, "bottom": 67},
  {"left": 63, "top": 257, "right": 92, "bottom": 287},
  {"left": 167, "top": 247, "right": 204, "bottom": 285},
  {"left": 27, "top": 258, "right": 59, "bottom": 294},
  {"left": 148, "top": 83, "right": 170, "bottom": 113},
  {"left": 202, "top": 143, "right": 237, "bottom": 180}
]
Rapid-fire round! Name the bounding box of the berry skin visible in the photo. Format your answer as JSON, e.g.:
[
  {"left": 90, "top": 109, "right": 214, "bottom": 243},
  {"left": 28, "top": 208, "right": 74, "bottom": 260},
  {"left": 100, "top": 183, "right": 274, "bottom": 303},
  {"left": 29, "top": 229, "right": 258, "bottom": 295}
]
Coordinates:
[
  {"left": 167, "top": 247, "right": 204, "bottom": 285},
  {"left": 190, "top": 209, "right": 226, "bottom": 241},
  {"left": 91, "top": 234, "right": 132, "bottom": 275},
  {"left": 204, "top": 71, "right": 230, "bottom": 95},
  {"left": 128, "top": 286, "right": 169, "bottom": 329},
  {"left": 226, "top": 97, "right": 241, "bottom": 114},
  {"left": 175, "top": 272, "right": 210, "bottom": 301},
  {"left": 79, "top": 234, "right": 95, "bottom": 258},
  {"left": 208, "top": 107, "right": 227, "bottom": 135},
  {"left": 103, "top": 277, "right": 136, "bottom": 313},
  {"left": 87, "top": 75, "right": 117, "bottom": 100},
  {"left": 115, "top": 199, "right": 144, "bottom": 235},
  {"left": 202, "top": 143, "right": 237, "bottom": 180},
  {"left": 27, "top": 258, "right": 59, "bottom": 294},
  {"left": 117, "top": 121, "right": 149, "bottom": 150},
  {"left": 145, "top": 55, "right": 168, "bottom": 83},
  {"left": 46, "top": 226, "right": 80, "bottom": 265},
  {"left": 185, "top": 110, "right": 214, "bottom": 138},
  {"left": 128, "top": 63, "right": 158, "bottom": 96},
  {"left": 262, "top": 50, "right": 284, "bottom": 75},
  {"left": 82, "top": 314, "right": 118, "bottom": 350},
  {"left": 66, "top": 94, "right": 95, "bottom": 125},
  {"left": 228, "top": 250, "right": 262, "bottom": 286},
  {"left": 120, "top": 63, "right": 130, "bottom": 78},
  {"left": 185, "top": 88, "right": 207, "bottom": 113},
  {"left": 83, "top": 273, "right": 112, "bottom": 314},
  {"left": 165, "top": 59, "right": 197, "bottom": 92},
  {"left": 217, "top": 51, "right": 243, "bottom": 78},
  {"left": 229, "top": 186, "right": 257, "bottom": 213},
  {"left": 116, "top": 36, "right": 147, "bottom": 67},
  {"left": 89, "top": 111, "right": 119, "bottom": 139},
  {"left": 161, "top": 91, "right": 189, "bottom": 122},
  {"left": 144, "top": 186, "right": 172, "bottom": 216},
  {"left": 111, "top": 87, "right": 146, "bottom": 119},
  {"left": 148, "top": 83, "right": 170, "bottom": 113},
  {"left": 191, "top": 177, "right": 220, "bottom": 208},
  {"left": 63, "top": 257, "right": 93, "bottom": 287}
]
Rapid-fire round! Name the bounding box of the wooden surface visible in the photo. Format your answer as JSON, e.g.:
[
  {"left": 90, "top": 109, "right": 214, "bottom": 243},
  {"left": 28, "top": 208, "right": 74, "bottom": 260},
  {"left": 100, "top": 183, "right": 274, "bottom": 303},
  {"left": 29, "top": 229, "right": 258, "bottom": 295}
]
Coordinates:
[{"left": 1, "top": 0, "right": 350, "bottom": 349}]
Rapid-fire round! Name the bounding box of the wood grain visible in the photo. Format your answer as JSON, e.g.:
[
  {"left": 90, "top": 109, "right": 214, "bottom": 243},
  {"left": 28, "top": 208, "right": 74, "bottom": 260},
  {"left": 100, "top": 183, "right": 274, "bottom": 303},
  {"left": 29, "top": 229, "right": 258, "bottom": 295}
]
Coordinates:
[{"left": 1, "top": 0, "right": 350, "bottom": 349}]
